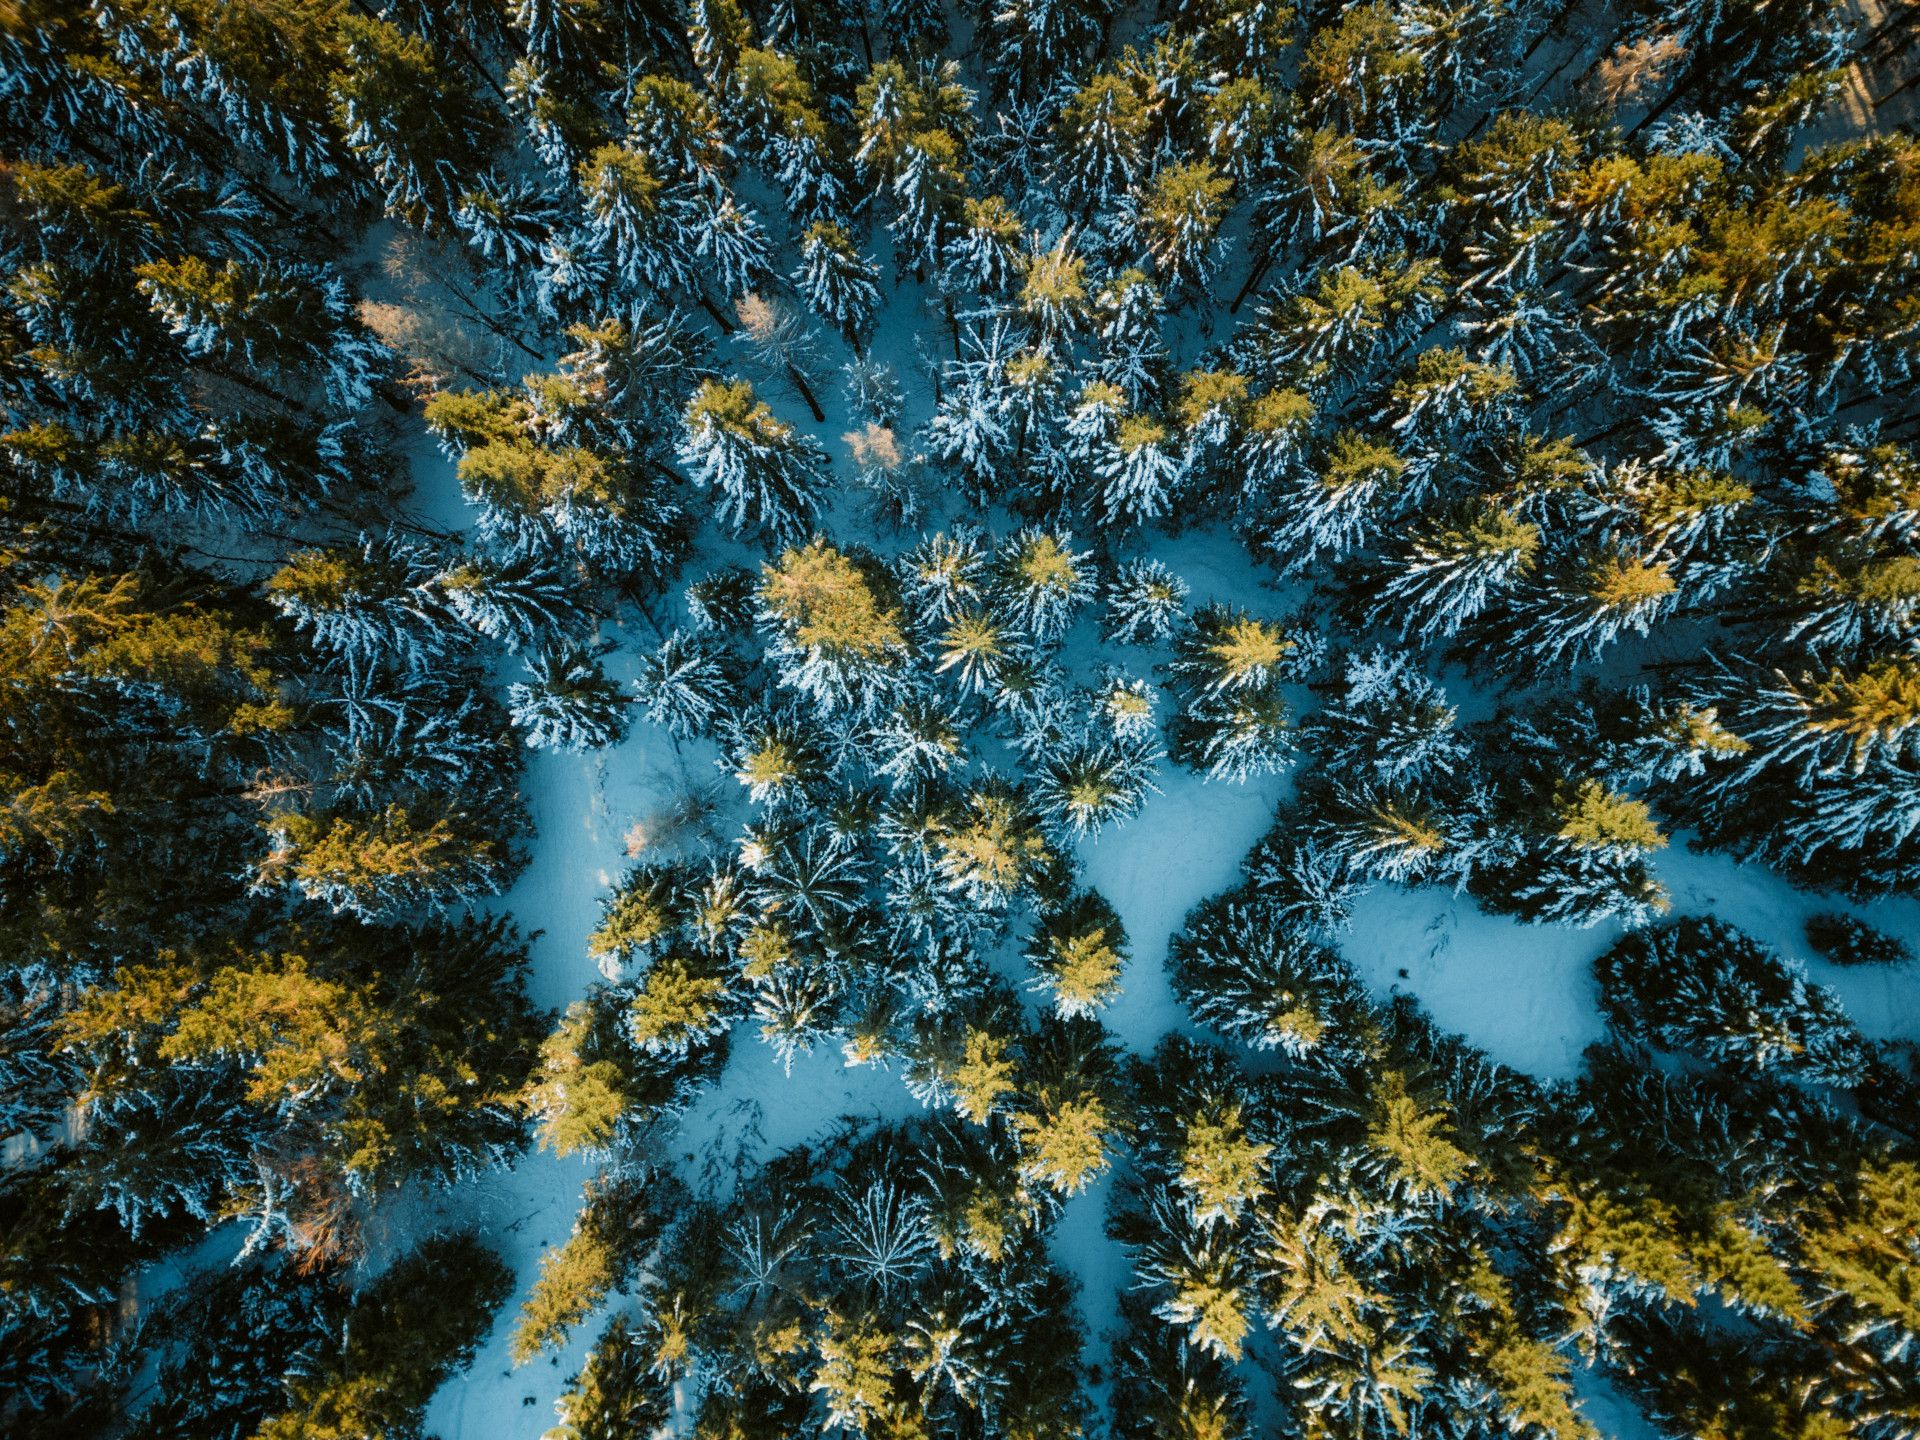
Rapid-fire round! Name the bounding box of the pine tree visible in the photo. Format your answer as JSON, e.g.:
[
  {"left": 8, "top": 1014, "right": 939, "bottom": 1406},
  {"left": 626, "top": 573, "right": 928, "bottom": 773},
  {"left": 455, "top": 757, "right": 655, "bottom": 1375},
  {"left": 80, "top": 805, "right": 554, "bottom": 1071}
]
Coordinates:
[
  {"left": 1032, "top": 728, "right": 1162, "bottom": 838},
  {"left": 626, "top": 955, "right": 732, "bottom": 1057},
  {"left": 1298, "top": 2, "right": 1433, "bottom": 169},
  {"left": 734, "top": 294, "right": 828, "bottom": 428},
  {"left": 890, "top": 129, "right": 969, "bottom": 277},
  {"left": 1136, "top": 161, "right": 1234, "bottom": 292},
  {"left": 513, "top": 1168, "right": 678, "bottom": 1363},
  {"left": 509, "top": 643, "right": 631, "bottom": 751},
  {"left": 978, "top": 0, "right": 1113, "bottom": 101},
  {"left": 679, "top": 378, "right": 830, "bottom": 546},
  {"left": 1368, "top": 501, "right": 1540, "bottom": 644},
  {"left": 1321, "top": 762, "right": 1477, "bottom": 877},
  {"left": 438, "top": 551, "right": 580, "bottom": 652},
  {"left": 332, "top": 16, "right": 499, "bottom": 231},
  {"left": 1253, "top": 1199, "right": 1384, "bottom": 1355},
  {"left": 810, "top": 1310, "right": 913, "bottom": 1434},
  {"left": 634, "top": 629, "right": 736, "bottom": 738},
  {"left": 265, "top": 533, "right": 461, "bottom": 671},
  {"left": 1483, "top": 775, "right": 1671, "bottom": 928},
  {"left": 1459, "top": 1262, "right": 1597, "bottom": 1440},
  {"left": 944, "top": 195, "right": 1025, "bottom": 295},
  {"left": 1169, "top": 895, "right": 1366, "bottom": 1055},
  {"left": 56, "top": 1073, "right": 251, "bottom": 1243},
  {"left": 1169, "top": 691, "right": 1298, "bottom": 782},
  {"left": 1204, "top": 76, "right": 1284, "bottom": 183},
  {"left": 1804, "top": 913, "right": 1912, "bottom": 968},
  {"left": 757, "top": 539, "right": 909, "bottom": 714},
  {"left": 1233, "top": 387, "right": 1316, "bottom": 516},
  {"left": 1305, "top": 649, "right": 1466, "bottom": 786},
  {"left": 1097, "top": 672, "right": 1163, "bottom": 746},
  {"left": 134, "top": 256, "right": 387, "bottom": 410},
  {"left": 1017, "top": 237, "right": 1092, "bottom": 342},
  {"left": 933, "top": 608, "right": 1019, "bottom": 698},
  {"left": 94, "top": 0, "right": 355, "bottom": 186},
  {"left": 1137, "top": 1215, "right": 1256, "bottom": 1361},
  {"left": 546, "top": 1312, "right": 672, "bottom": 1440},
  {"left": 1103, "top": 557, "right": 1191, "bottom": 645},
  {"left": 258, "top": 1234, "right": 510, "bottom": 1440},
  {"left": 691, "top": 193, "right": 777, "bottom": 302},
  {"left": 1025, "top": 891, "right": 1128, "bottom": 1018},
  {"left": 722, "top": 703, "right": 831, "bottom": 806},
  {"left": 1111, "top": 1295, "right": 1252, "bottom": 1440},
  {"left": 932, "top": 777, "right": 1057, "bottom": 905},
  {"left": 1096, "top": 415, "right": 1186, "bottom": 528},
  {"left": 1012, "top": 1015, "right": 1122, "bottom": 1195},
  {"left": 1055, "top": 73, "right": 1149, "bottom": 211},
  {"left": 1094, "top": 269, "right": 1172, "bottom": 405},
  {"left": 256, "top": 803, "right": 510, "bottom": 916},
  {"left": 521, "top": 1006, "right": 630, "bottom": 1160},
  {"left": 1170, "top": 603, "right": 1318, "bottom": 697},
  {"left": 1513, "top": 546, "right": 1684, "bottom": 666},
  {"left": 868, "top": 692, "right": 967, "bottom": 789},
  {"left": 1262, "top": 429, "right": 1408, "bottom": 570},
  {"left": 1173, "top": 1111, "right": 1272, "bottom": 1232},
  {"left": 1596, "top": 918, "right": 1870, "bottom": 1085},
  {"left": 1246, "top": 259, "right": 1444, "bottom": 384},
  {"left": 990, "top": 528, "right": 1092, "bottom": 644},
  {"left": 924, "top": 355, "right": 1013, "bottom": 506},
  {"left": 578, "top": 143, "right": 689, "bottom": 293},
  {"left": 423, "top": 382, "right": 689, "bottom": 578},
  {"left": 128, "top": 1257, "right": 344, "bottom": 1440},
  {"left": 795, "top": 222, "right": 883, "bottom": 352},
  {"left": 455, "top": 172, "right": 558, "bottom": 267},
  {"left": 1609, "top": 1308, "right": 1838, "bottom": 1440}
]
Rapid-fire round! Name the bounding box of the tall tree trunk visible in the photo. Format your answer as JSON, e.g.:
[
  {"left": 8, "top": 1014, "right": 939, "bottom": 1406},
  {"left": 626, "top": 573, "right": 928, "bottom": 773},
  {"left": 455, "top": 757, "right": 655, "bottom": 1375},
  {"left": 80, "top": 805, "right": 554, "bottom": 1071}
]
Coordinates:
[
  {"left": 1856, "top": 1, "right": 1920, "bottom": 59},
  {"left": 1230, "top": 251, "right": 1276, "bottom": 313},
  {"left": 697, "top": 293, "right": 738, "bottom": 334},
  {"left": 1525, "top": 36, "right": 1595, "bottom": 101},
  {"left": 1873, "top": 68, "right": 1920, "bottom": 108},
  {"left": 786, "top": 362, "right": 826, "bottom": 422}
]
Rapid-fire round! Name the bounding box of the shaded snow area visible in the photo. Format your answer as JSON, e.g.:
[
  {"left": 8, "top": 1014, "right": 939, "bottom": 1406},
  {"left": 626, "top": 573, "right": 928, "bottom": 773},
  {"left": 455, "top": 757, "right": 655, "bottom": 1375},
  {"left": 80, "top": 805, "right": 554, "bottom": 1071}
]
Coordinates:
[
  {"left": 389, "top": 411, "right": 1920, "bottom": 1440},
  {"left": 1337, "top": 839, "right": 1920, "bottom": 1085}
]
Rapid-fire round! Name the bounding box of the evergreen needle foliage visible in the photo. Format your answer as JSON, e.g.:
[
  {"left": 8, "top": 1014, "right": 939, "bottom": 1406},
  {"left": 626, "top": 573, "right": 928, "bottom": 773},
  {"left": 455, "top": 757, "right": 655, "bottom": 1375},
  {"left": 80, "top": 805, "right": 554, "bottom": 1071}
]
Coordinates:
[{"left": 5, "top": 0, "right": 1918, "bottom": 1435}]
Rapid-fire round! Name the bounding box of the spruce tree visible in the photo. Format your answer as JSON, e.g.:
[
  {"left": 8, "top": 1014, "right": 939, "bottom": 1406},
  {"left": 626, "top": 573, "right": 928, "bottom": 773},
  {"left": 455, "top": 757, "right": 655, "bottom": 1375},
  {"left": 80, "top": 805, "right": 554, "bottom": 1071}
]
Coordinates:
[
  {"left": 332, "top": 16, "right": 499, "bottom": 231},
  {"left": 1025, "top": 891, "right": 1128, "bottom": 1018},
  {"left": 680, "top": 378, "right": 830, "bottom": 546},
  {"left": 1596, "top": 918, "right": 1870, "bottom": 1085},
  {"left": 509, "top": 643, "right": 631, "bottom": 751}
]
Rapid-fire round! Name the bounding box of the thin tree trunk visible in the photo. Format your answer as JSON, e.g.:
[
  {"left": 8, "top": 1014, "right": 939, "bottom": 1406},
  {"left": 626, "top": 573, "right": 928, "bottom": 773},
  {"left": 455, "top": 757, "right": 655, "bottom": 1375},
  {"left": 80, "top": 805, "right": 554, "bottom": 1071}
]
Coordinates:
[
  {"left": 786, "top": 362, "right": 826, "bottom": 422},
  {"left": 1873, "top": 68, "right": 1920, "bottom": 108},
  {"left": 423, "top": 266, "right": 545, "bottom": 361},
  {"left": 1230, "top": 251, "right": 1276, "bottom": 313},
  {"left": 1514, "top": 0, "right": 1582, "bottom": 74},
  {"left": 697, "top": 293, "right": 737, "bottom": 334},
  {"left": 1856, "top": 2, "right": 1920, "bottom": 58},
  {"left": 348, "top": 0, "right": 509, "bottom": 104},
  {"left": 1622, "top": 85, "right": 1682, "bottom": 139},
  {"left": 456, "top": 37, "right": 510, "bottom": 105},
  {"left": 1576, "top": 415, "right": 1633, "bottom": 448},
  {"left": 1525, "top": 37, "right": 1592, "bottom": 101}
]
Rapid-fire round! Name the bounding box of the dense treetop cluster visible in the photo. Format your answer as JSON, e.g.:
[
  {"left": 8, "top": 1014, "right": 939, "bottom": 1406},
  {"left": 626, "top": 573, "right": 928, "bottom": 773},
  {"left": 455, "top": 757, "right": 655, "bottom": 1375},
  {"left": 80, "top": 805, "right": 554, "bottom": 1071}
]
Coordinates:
[{"left": 1, "top": 0, "right": 1918, "bottom": 1437}]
